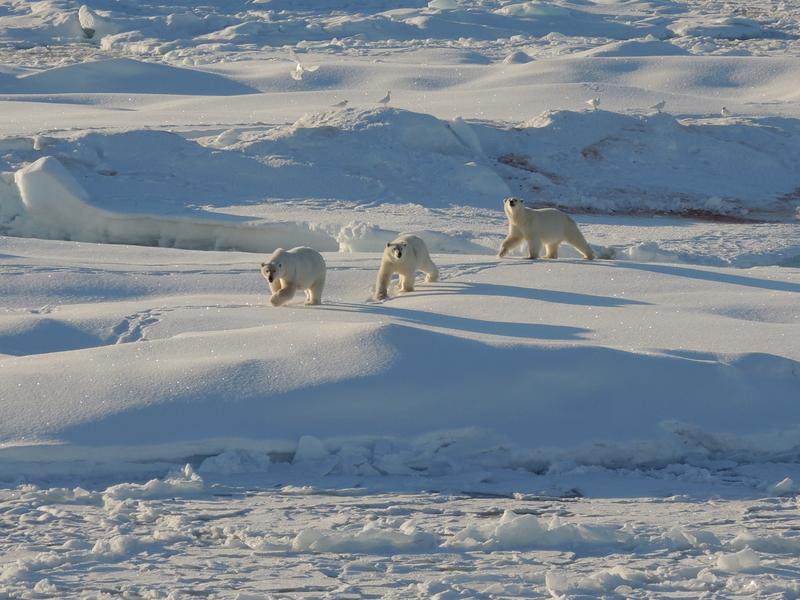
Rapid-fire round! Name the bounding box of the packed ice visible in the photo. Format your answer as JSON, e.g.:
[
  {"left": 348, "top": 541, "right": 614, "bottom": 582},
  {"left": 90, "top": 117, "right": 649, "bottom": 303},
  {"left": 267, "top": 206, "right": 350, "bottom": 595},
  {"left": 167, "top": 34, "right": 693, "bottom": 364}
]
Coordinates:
[{"left": 1, "top": 0, "right": 799, "bottom": 597}]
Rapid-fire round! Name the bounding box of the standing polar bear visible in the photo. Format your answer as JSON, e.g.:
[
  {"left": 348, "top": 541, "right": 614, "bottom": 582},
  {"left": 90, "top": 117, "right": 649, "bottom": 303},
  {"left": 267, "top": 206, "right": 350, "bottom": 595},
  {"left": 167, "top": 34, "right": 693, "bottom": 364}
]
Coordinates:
[
  {"left": 374, "top": 234, "right": 438, "bottom": 300},
  {"left": 261, "top": 247, "right": 326, "bottom": 306},
  {"left": 499, "top": 197, "right": 595, "bottom": 260}
]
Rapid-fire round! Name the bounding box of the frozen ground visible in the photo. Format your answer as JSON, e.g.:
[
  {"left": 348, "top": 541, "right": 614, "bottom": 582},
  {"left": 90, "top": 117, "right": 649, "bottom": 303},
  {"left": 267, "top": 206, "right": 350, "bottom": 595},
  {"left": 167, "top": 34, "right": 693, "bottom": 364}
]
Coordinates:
[
  {"left": 1, "top": 235, "right": 798, "bottom": 598},
  {"left": 1, "top": 0, "right": 799, "bottom": 598},
  {"left": 3, "top": 469, "right": 800, "bottom": 598}
]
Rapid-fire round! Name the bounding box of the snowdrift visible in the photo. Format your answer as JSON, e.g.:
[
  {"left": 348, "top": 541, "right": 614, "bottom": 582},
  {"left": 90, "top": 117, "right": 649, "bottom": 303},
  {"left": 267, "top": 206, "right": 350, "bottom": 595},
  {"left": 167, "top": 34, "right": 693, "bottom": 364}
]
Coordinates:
[
  {"left": 0, "top": 1, "right": 669, "bottom": 59},
  {"left": 2, "top": 149, "right": 492, "bottom": 254},
  {"left": 482, "top": 110, "right": 800, "bottom": 219},
  {"left": 0, "top": 58, "right": 258, "bottom": 96},
  {"left": 11, "top": 156, "right": 338, "bottom": 253},
  {"left": 1, "top": 107, "right": 798, "bottom": 255},
  {"left": 1, "top": 238, "right": 798, "bottom": 478},
  {"left": 3, "top": 320, "right": 797, "bottom": 466}
]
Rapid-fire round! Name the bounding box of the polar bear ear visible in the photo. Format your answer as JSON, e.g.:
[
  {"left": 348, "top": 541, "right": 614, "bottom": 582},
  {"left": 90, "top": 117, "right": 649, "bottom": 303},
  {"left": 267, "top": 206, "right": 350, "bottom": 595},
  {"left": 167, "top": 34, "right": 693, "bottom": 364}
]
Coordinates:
[
  {"left": 260, "top": 262, "right": 266, "bottom": 267},
  {"left": 386, "top": 242, "right": 392, "bottom": 247}
]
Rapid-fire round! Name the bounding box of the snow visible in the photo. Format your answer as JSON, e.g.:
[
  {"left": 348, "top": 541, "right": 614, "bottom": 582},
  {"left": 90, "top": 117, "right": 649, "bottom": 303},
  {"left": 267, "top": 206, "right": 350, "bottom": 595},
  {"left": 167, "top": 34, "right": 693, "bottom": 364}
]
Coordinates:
[
  {"left": 4, "top": 470, "right": 800, "bottom": 596},
  {"left": 2, "top": 57, "right": 258, "bottom": 95},
  {"left": 1, "top": 0, "right": 800, "bottom": 597},
  {"left": 443, "top": 509, "right": 632, "bottom": 551},
  {"left": 716, "top": 547, "right": 762, "bottom": 573},
  {"left": 1, "top": 236, "right": 797, "bottom": 475},
  {"left": 2, "top": 107, "right": 799, "bottom": 253}
]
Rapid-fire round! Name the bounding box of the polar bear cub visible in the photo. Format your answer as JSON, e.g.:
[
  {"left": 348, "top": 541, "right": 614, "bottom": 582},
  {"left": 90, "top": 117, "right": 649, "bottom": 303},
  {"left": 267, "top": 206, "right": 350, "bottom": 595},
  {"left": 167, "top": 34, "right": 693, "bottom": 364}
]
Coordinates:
[
  {"left": 261, "top": 246, "right": 326, "bottom": 306},
  {"left": 374, "top": 234, "right": 438, "bottom": 300},
  {"left": 499, "top": 197, "right": 595, "bottom": 260}
]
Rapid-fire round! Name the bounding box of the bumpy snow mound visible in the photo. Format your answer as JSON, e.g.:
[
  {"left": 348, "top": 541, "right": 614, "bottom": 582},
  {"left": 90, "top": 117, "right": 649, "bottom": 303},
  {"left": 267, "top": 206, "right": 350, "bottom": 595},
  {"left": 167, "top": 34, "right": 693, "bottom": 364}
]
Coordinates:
[
  {"left": 487, "top": 110, "right": 800, "bottom": 219},
  {"left": 291, "top": 519, "right": 440, "bottom": 553},
  {"left": 1, "top": 129, "right": 273, "bottom": 218},
  {"left": 0, "top": 0, "right": 665, "bottom": 62},
  {"left": 10, "top": 156, "right": 337, "bottom": 252},
  {"left": 229, "top": 106, "right": 800, "bottom": 218},
  {"left": 577, "top": 38, "right": 690, "bottom": 57},
  {"left": 233, "top": 107, "right": 512, "bottom": 207},
  {"left": 1, "top": 58, "right": 257, "bottom": 95},
  {"left": 3, "top": 316, "right": 799, "bottom": 477},
  {"left": 669, "top": 17, "right": 781, "bottom": 40},
  {"left": 336, "top": 221, "right": 491, "bottom": 254},
  {"left": 2, "top": 107, "right": 799, "bottom": 253},
  {"left": 103, "top": 465, "right": 204, "bottom": 502},
  {"left": 495, "top": 2, "right": 571, "bottom": 17},
  {"left": 0, "top": 2, "right": 84, "bottom": 45},
  {"left": 0, "top": 126, "right": 497, "bottom": 253},
  {"left": 444, "top": 509, "right": 633, "bottom": 551}
]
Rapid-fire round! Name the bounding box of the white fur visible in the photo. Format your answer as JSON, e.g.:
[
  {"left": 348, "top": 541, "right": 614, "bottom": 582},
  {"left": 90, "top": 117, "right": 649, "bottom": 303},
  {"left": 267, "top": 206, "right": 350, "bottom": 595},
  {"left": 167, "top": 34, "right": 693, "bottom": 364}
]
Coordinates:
[
  {"left": 374, "top": 234, "right": 439, "bottom": 300},
  {"left": 498, "top": 198, "right": 595, "bottom": 260},
  {"left": 261, "top": 247, "right": 326, "bottom": 306}
]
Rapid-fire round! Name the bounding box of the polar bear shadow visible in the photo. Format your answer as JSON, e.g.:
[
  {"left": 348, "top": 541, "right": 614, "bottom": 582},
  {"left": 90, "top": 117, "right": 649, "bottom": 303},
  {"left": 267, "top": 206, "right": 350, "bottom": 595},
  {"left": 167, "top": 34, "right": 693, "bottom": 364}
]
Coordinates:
[
  {"left": 595, "top": 261, "right": 800, "bottom": 294},
  {"left": 377, "top": 279, "right": 649, "bottom": 308},
  {"left": 455, "top": 281, "right": 651, "bottom": 307},
  {"left": 325, "top": 302, "right": 590, "bottom": 341}
]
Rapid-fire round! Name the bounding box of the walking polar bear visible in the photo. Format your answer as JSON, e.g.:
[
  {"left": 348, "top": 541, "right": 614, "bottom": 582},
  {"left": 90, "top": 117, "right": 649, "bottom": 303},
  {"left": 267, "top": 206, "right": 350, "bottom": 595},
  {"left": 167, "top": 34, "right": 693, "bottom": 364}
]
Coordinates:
[
  {"left": 499, "top": 197, "right": 595, "bottom": 260},
  {"left": 374, "top": 234, "right": 438, "bottom": 300},
  {"left": 261, "top": 246, "right": 326, "bottom": 306}
]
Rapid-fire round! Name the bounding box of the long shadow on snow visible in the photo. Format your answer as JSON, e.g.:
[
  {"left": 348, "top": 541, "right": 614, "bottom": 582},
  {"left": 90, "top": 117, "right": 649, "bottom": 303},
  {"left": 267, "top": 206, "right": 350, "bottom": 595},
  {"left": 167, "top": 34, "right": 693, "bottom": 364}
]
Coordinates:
[
  {"left": 451, "top": 279, "right": 650, "bottom": 307},
  {"left": 598, "top": 261, "right": 800, "bottom": 293},
  {"left": 56, "top": 325, "right": 800, "bottom": 467},
  {"left": 325, "top": 301, "right": 589, "bottom": 340},
  {"left": 359, "top": 277, "right": 649, "bottom": 308}
]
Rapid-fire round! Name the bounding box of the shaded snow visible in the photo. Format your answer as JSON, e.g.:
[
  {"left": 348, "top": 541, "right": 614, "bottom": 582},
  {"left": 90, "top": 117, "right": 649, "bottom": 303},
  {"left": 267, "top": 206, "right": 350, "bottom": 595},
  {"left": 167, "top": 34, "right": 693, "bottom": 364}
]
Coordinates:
[{"left": 1, "top": 0, "right": 800, "bottom": 597}]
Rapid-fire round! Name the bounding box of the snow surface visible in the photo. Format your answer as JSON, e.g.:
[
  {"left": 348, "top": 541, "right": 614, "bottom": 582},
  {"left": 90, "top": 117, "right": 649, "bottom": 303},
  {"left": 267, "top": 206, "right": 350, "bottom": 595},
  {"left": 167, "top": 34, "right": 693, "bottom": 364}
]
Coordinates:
[{"left": 1, "top": 0, "right": 800, "bottom": 597}]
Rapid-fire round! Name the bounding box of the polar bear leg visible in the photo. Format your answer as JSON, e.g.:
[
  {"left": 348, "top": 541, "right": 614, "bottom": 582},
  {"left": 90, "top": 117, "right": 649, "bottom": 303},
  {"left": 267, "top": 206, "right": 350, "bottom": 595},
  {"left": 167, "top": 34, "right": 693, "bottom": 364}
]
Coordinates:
[
  {"left": 565, "top": 220, "right": 595, "bottom": 260},
  {"left": 399, "top": 268, "right": 415, "bottom": 292},
  {"left": 306, "top": 274, "right": 325, "bottom": 305},
  {"left": 270, "top": 282, "right": 297, "bottom": 306},
  {"left": 420, "top": 256, "right": 439, "bottom": 283},
  {"left": 374, "top": 265, "right": 394, "bottom": 300},
  {"left": 498, "top": 226, "right": 523, "bottom": 258},
  {"left": 545, "top": 243, "right": 559, "bottom": 259},
  {"left": 525, "top": 236, "right": 541, "bottom": 259},
  {"left": 424, "top": 264, "right": 439, "bottom": 283}
]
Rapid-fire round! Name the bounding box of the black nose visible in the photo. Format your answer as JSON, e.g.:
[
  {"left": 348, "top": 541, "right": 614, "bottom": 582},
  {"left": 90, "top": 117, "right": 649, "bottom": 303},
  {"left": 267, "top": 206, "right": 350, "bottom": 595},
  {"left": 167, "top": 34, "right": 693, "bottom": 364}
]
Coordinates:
[{"left": 268, "top": 274, "right": 274, "bottom": 282}]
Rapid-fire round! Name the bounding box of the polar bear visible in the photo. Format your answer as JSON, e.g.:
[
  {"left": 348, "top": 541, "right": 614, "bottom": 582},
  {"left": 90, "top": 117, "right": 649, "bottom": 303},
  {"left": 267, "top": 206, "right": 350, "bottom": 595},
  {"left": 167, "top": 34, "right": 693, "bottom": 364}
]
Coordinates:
[
  {"left": 260, "top": 247, "right": 326, "bottom": 306},
  {"left": 498, "top": 197, "right": 595, "bottom": 260},
  {"left": 374, "top": 234, "right": 439, "bottom": 300}
]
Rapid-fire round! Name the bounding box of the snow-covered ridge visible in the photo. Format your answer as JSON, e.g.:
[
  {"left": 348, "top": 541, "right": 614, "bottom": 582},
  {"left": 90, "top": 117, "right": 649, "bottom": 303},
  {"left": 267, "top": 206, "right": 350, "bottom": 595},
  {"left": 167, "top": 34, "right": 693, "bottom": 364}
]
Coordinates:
[
  {"left": 2, "top": 235, "right": 798, "bottom": 479},
  {"left": 1, "top": 106, "right": 798, "bottom": 258},
  {"left": 0, "top": 58, "right": 258, "bottom": 95},
  {"left": 3, "top": 0, "right": 800, "bottom": 71}
]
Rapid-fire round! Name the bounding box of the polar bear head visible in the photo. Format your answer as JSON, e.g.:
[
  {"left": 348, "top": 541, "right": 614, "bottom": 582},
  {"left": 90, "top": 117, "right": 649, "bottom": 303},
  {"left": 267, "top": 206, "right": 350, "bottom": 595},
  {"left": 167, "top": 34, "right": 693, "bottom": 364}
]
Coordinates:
[
  {"left": 261, "top": 248, "right": 287, "bottom": 283},
  {"left": 503, "top": 196, "right": 526, "bottom": 220},
  {"left": 385, "top": 241, "right": 408, "bottom": 262}
]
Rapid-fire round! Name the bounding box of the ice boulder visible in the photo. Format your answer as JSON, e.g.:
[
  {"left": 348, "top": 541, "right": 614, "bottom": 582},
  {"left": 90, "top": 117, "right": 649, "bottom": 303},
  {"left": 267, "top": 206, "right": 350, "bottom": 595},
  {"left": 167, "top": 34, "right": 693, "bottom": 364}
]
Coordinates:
[
  {"left": 78, "top": 5, "right": 120, "bottom": 39},
  {"left": 14, "top": 156, "right": 106, "bottom": 241},
  {"left": 716, "top": 547, "right": 761, "bottom": 573}
]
